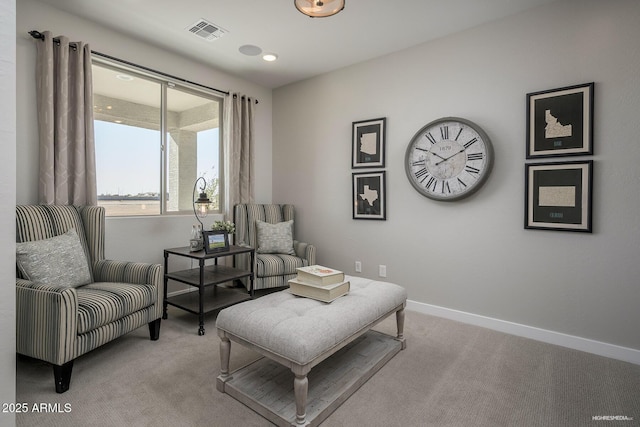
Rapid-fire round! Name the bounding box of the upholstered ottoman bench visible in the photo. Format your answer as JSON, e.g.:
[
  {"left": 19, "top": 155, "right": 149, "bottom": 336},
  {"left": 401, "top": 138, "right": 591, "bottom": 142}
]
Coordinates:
[{"left": 216, "top": 276, "right": 407, "bottom": 427}]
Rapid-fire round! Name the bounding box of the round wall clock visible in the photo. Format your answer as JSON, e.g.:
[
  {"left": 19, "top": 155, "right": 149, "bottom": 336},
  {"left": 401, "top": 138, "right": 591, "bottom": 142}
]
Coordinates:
[{"left": 404, "top": 117, "right": 494, "bottom": 201}]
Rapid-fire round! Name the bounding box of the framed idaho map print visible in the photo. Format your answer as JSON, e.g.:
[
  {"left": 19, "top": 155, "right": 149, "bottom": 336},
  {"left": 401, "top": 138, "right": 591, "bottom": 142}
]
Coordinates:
[
  {"left": 525, "top": 160, "right": 593, "bottom": 232},
  {"left": 352, "top": 118, "right": 386, "bottom": 168},
  {"left": 526, "top": 82, "right": 593, "bottom": 158},
  {"left": 353, "top": 171, "right": 386, "bottom": 220}
]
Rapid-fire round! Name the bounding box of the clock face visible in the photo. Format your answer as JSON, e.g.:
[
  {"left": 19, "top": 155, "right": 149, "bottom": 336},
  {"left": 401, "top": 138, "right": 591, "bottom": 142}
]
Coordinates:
[{"left": 405, "top": 117, "right": 493, "bottom": 201}]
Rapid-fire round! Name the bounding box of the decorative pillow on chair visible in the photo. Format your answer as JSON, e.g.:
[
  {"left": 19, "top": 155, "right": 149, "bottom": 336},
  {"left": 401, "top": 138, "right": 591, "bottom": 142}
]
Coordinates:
[
  {"left": 255, "top": 220, "right": 296, "bottom": 255},
  {"left": 16, "top": 228, "right": 92, "bottom": 288}
]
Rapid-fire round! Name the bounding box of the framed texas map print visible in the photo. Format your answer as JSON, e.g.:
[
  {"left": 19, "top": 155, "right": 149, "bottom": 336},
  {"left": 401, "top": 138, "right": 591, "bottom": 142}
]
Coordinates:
[
  {"left": 352, "top": 117, "right": 386, "bottom": 168},
  {"left": 525, "top": 160, "right": 592, "bottom": 232},
  {"left": 353, "top": 171, "right": 386, "bottom": 220},
  {"left": 526, "top": 82, "right": 593, "bottom": 158}
]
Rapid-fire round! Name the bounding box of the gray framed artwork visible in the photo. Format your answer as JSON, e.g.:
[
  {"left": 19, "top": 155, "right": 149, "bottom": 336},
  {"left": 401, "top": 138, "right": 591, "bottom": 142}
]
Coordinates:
[
  {"left": 352, "top": 171, "right": 386, "bottom": 220},
  {"left": 525, "top": 160, "right": 593, "bottom": 232},
  {"left": 526, "top": 82, "right": 594, "bottom": 158},
  {"left": 352, "top": 117, "right": 386, "bottom": 168}
]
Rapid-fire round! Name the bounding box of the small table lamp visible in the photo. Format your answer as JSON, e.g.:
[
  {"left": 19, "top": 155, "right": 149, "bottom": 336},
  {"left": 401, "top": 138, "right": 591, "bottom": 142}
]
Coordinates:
[{"left": 191, "top": 177, "right": 211, "bottom": 251}]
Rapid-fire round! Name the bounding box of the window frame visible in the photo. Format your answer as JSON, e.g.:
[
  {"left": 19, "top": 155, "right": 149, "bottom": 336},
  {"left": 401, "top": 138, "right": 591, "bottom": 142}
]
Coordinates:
[{"left": 91, "top": 56, "right": 225, "bottom": 217}]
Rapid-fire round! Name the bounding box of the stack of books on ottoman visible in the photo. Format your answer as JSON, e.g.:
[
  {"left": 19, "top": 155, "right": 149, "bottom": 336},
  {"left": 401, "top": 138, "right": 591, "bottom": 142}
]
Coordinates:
[{"left": 289, "top": 265, "right": 350, "bottom": 302}]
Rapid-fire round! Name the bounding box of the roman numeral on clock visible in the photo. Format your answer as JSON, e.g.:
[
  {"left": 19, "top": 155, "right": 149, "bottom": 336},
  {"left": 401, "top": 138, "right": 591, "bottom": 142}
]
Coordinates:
[
  {"left": 442, "top": 180, "right": 451, "bottom": 194},
  {"left": 464, "top": 137, "right": 478, "bottom": 149},
  {"left": 455, "top": 127, "right": 464, "bottom": 141},
  {"left": 425, "top": 176, "right": 437, "bottom": 191},
  {"left": 425, "top": 132, "right": 437, "bottom": 145},
  {"left": 457, "top": 177, "right": 467, "bottom": 187},
  {"left": 440, "top": 126, "right": 449, "bottom": 140},
  {"left": 414, "top": 168, "right": 429, "bottom": 182},
  {"left": 465, "top": 165, "right": 481, "bottom": 175},
  {"left": 467, "top": 152, "right": 483, "bottom": 161}
]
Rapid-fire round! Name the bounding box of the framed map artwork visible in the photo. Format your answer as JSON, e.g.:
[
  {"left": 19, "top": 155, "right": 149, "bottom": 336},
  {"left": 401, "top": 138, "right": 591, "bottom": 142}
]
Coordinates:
[
  {"left": 526, "top": 82, "right": 594, "bottom": 158},
  {"left": 352, "top": 118, "right": 386, "bottom": 168},
  {"left": 352, "top": 171, "right": 386, "bottom": 220},
  {"left": 525, "top": 160, "right": 593, "bottom": 232}
]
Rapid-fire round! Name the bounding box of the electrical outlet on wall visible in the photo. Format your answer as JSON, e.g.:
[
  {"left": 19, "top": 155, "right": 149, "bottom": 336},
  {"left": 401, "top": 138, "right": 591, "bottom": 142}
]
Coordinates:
[
  {"left": 379, "top": 265, "right": 387, "bottom": 277},
  {"left": 355, "top": 261, "right": 362, "bottom": 273}
]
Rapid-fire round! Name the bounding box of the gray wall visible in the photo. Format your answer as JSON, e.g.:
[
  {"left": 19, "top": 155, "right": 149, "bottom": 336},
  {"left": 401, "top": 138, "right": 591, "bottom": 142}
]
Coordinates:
[
  {"left": 1, "top": 0, "right": 16, "bottom": 425},
  {"left": 273, "top": 0, "right": 640, "bottom": 359}
]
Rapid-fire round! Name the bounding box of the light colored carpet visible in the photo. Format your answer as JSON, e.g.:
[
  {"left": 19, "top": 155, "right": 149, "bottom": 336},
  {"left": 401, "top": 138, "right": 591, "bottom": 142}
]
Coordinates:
[{"left": 16, "top": 306, "right": 640, "bottom": 427}]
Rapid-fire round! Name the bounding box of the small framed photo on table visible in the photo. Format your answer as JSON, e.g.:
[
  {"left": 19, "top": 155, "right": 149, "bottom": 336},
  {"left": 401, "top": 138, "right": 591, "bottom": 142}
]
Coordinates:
[
  {"left": 526, "top": 82, "right": 594, "bottom": 158},
  {"left": 525, "top": 160, "right": 593, "bottom": 232},
  {"left": 352, "top": 117, "right": 386, "bottom": 168},
  {"left": 353, "top": 171, "right": 386, "bottom": 220},
  {"left": 202, "top": 230, "right": 229, "bottom": 253}
]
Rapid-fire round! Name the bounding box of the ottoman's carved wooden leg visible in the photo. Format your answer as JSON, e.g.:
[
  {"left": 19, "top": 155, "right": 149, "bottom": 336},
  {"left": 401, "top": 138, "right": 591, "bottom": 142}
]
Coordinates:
[
  {"left": 294, "top": 373, "right": 308, "bottom": 426},
  {"left": 220, "top": 336, "right": 231, "bottom": 378},
  {"left": 216, "top": 332, "right": 232, "bottom": 392},
  {"left": 396, "top": 306, "right": 406, "bottom": 349}
]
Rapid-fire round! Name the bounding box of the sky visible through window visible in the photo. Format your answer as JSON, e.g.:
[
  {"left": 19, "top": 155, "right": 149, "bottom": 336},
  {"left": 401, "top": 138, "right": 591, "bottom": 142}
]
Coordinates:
[{"left": 95, "top": 121, "right": 219, "bottom": 196}]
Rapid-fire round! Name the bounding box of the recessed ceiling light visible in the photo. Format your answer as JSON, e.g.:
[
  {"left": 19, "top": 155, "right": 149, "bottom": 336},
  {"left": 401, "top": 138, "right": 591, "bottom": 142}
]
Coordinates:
[
  {"left": 262, "top": 53, "right": 278, "bottom": 62},
  {"left": 239, "top": 44, "right": 263, "bottom": 56},
  {"left": 116, "top": 74, "right": 134, "bottom": 81}
]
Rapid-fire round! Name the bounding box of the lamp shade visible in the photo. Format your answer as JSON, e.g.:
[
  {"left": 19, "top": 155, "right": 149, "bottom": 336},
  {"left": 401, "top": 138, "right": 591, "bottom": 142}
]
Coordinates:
[
  {"left": 192, "top": 177, "right": 211, "bottom": 227},
  {"left": 195, "top": 192, "right": 210, "bottom": 217},
  {"left": 294, "top": 0, "right": 345, "bottom": 18}
]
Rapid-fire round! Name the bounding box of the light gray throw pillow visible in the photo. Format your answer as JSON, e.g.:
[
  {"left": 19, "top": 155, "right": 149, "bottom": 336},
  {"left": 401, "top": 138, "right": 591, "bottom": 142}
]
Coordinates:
[
  {"left": 16, "top": 228, "right": 92, "bottom": 288},
  {"left": 255, "top": 220, "right": 296, "bottom": 255}
]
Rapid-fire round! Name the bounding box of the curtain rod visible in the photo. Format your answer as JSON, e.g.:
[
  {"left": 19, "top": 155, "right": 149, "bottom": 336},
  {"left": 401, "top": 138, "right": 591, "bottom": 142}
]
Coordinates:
[{"left": 28, "top": 30, "right": 259, "bottom": 104}]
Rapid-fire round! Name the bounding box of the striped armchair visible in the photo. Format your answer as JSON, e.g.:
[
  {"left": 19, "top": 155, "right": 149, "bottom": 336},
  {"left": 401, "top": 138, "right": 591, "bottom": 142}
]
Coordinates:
[
  {"left": 15, "top": 205, "right": 162, "bottom": 393},
  {"left": 234, "top": 204, "right": 316, "bottom": 290}
]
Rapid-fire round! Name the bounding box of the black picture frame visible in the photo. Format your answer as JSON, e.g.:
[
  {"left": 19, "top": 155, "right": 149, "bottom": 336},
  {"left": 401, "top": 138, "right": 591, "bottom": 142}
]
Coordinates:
[
  {"left": 353, "top": 171, "right": 386, "bottom": 220},
  {"left": 526, "top": 82, "right": 594, "bottom": 158},
  {"left": 202, "top": 230, "right": 229, "bottom": 253},
  {"left": 525, "top": 160, "right": 593, "bottom": 232},
  {"left": 352, "top": 117, "right": 386, "bottom": 168}
]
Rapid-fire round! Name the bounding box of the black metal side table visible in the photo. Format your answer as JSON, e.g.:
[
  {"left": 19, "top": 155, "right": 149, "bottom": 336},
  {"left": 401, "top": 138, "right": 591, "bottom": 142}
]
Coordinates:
[{"left": 163, "top": 245, "right": 255, "bottom": 335}]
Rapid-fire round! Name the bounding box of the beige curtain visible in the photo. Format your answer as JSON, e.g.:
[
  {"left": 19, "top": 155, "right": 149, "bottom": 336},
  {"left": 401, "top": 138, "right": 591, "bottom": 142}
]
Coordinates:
[
  {"left": 224, "top": 94, "right": 255, "bottom": 220},
  {"left": 35, "top": 31, "right": 97, "bottom": 205}
]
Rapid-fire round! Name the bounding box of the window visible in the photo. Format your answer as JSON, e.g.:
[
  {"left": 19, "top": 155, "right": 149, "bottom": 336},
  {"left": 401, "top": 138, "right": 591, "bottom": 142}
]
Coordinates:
[{"left": 92, "top": 60, "right": 223, "bottom": 216}]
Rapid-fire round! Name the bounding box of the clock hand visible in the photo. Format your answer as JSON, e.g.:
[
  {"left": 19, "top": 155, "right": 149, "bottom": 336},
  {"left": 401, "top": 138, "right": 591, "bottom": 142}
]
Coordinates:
[
  {"left": 435, "top": 148, "right": 466, "bottom": 166},
  {"left": 430, "top": 152, "right": 448, "bottom": 161}
]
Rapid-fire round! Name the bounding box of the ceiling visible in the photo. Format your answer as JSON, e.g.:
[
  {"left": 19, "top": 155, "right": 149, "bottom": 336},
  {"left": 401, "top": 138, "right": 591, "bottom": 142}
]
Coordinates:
[{"left": 38, "top": 0, "right": 556, "bottom": 89}]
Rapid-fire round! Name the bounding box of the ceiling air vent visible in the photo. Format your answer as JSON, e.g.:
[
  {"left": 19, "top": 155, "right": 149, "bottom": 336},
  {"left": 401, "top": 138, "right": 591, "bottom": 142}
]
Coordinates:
[{"left": 186, "top": 19, "right": 227, "bottom": 41}]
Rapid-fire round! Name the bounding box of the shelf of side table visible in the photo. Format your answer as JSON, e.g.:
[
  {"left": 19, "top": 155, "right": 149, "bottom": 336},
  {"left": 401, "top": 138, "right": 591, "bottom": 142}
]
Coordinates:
[{"left": 163, "top": 245, "right": 255, "bottom": 336}]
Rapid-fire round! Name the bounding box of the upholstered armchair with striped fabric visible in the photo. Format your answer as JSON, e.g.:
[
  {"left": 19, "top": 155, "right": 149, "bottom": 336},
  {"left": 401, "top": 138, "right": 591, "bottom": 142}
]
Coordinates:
[
  {"left": 15, "top": 205, "right": 163, "bottom": 393},
  {"left": 234, "top": 204, "right": 316, "bottom": 290}
]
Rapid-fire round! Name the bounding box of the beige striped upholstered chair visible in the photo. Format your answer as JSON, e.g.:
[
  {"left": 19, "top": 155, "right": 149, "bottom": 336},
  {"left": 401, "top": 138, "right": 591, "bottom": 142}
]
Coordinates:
[
  {"left": 234, "top": 204, "right": 316, "bottom": 291},
  {"left": 15, "top": 205, "right": 163, "bottom": 393}
]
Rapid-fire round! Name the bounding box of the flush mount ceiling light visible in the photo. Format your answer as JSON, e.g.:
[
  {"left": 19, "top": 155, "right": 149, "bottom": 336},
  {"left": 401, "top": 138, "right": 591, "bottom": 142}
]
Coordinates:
[{"left": 294, "top": 0, "right": 345, "bottom": 18}]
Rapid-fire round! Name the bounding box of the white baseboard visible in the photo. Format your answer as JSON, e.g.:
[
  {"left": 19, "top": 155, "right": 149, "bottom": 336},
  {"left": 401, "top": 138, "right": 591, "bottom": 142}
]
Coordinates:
[{"left": 407, "top": 299, "right": 640, "bottom": 366}]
